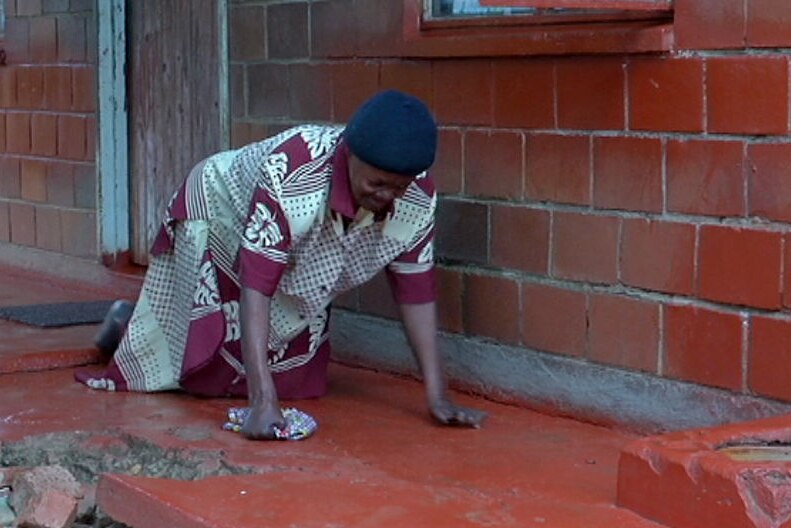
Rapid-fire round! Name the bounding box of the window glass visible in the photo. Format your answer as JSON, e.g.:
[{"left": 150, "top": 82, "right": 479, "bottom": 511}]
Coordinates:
[{"left": 426, "top": 0, "right": 579, "bottom": 19}]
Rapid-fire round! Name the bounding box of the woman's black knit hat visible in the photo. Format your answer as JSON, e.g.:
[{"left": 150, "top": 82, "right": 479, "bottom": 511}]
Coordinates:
[{"left": 345, "top": 90, "right": 438, "bottom": 177}]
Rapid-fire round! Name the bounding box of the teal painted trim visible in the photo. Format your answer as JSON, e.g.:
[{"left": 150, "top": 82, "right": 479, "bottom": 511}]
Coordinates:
[{"left": 97, "top": 0, "right": 129, "bottom": 256}]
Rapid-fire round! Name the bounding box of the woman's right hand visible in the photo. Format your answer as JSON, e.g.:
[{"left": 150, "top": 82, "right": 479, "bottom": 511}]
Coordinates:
[{"left": 240, "top": 400, "right": 286, "bottom": 440}]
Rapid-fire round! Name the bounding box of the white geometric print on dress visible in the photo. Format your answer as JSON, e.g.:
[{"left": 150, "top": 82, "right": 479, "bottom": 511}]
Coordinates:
[
  {"left": 245, "top": 202, "right": 284, "bottom": 249},
  {"left": 418, "top": 240, "right": 434, "bottom": 264},
  {"left": 222, "top": 301, "right": 241, "bottom": 343},
  {"left": 194, "top": 261, "right": 221, "bottom": 308},
  {"left": 300, "top": 127, "right": 341, "bottom": 159},
  {"left": 265, "top": 152, "right": 289, "bottom": 179}
]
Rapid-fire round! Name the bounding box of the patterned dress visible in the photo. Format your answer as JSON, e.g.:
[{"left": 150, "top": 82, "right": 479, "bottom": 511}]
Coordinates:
[{"left": 76, "top": 125, "right": 437, "bottom": 399}]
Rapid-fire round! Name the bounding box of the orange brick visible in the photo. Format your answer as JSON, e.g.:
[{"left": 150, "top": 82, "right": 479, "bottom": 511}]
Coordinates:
[
  {"left": 30, "top": 16, "right": 57, "bottom": 63},
  {"left": 667, "top": 139, "right": 745, "bottom": 217},
  {"left": 380, "top": 62, "right": 433, "bottom": 108},
  {"left": 85, "top": 116, "right": 96, "bottom": 160},
  {"left": 4, "top": 18, "right": 31, "bottom": 65},
  {"left": 9, "top": 202, "right": 35, "bottom": 246},
  {"left": 352, "top": 0, "right": 402, "bottom": 57},
  {"left": 525, "top": 134, "right": 591, "bottom": 206},
  {"left": 71, "top": 66, "right": 96, "bottom": 112},
  {"left": 35, "top": 205, "right": 61, "bottom": 252},
  {"left": 747, "top": 143, "right": 791, "bottom": 223},
  {"left": 287, "top": 63, "right": 332, "bottom": 122},
  {"left": 57, "top": 114, "right": 86, "bottom": 160},
  {"left": 433, "top": 60, "right": 493, "bottom": 126},
  {"left": 522, "top": 283, "right": 586, "bottom": 357},
  {"left": 463, "top": 274, "right": 520, "bottom": 345},
  {"left": 493, "top": 59, "right": 555, "bottom": 129},
  {"left": 675, "top": 0, "right": 745, "bottom": 49},
  {"left": 57, "top": 14, "right": 87, "bottom": 63},
  {"left": 464, "top": 130, "right": 522, "bottom": 200},
  {"left": 358, "top": 271, "right": 399, "bottom": 320},
  {"left": 267, "top": 3, "right": 309, "bottom": 59},
  {"left": 746, "top": 0, "right": 791, "bottom": 47},
  {"left": 0, "top": 201, "right": 9, "bottom": 242},
  {"left": 593, "top": 136, "right": 663, "bottom": 213},
  {"left": 432, "top": 128, "right": 462, "bottom": 195},
  {"left": 247, "top": 63, "right": 289, "bottom": 117},
  {"left": 552, "top": 212, "right": 619, "bottom": 284},
  {"left": 588, "top": 294, "right": 659, "bottom": 373},
  {"left": 698, "top": 225, "right": 782, "bottom": 309},
  {"left": 436, "top": 267, "right": 463, "bottom": 334},
  {"left": 229, "top": 5, "right": 266, "bottom": 61},
  {"left": 0, "top": 67, "right": 17, "bottom": 108},
  {"left": 490, "top": 204, "right": 549, "bottom": 275},
  {"left": 72, "top": 162, "right": 95, "bottom": 209},
  {"left": 16, "top": 0, "right": 42, "bottom": 16},
  {"left": 60, "top": 208, "right": 97, "bottom": 258},
  {"left": 707, "top": 56, "right": 788, "bottom": 135},
  {"left": 31, "top": 113, "right": 57, "bottom": 156},
  {"left": 46, "top": 161, "right": 75, "bottom": 206},
  {"left": 20, "top": 159, "right": 47, "bottom": 202},
  {"left": 435, "top": 198, "right": 488, "bottom": 265},
  {"left": 621, "top": 218, "right": 696, "bottom": 296},
  {"left": 557, "top": 57, "right": 625, "bottom": 130},
  {"left": 310, "top": 0, "right": 357, "bottom": 59},
  {"left": 628, "top": 57, "right": 704, "bottom": 133},
  {"left": 6, "top": 112, "right": 31, "bottom": 154},
  {"left": 16, "top": 66, "right": 44, "bottom": 109},
  {"left": 0, "top": 158, "right": 21, "bottom": 198},
  {"left": 665, "top": 304, "right": 744, "bottom": 392},
  {"left": 749, "top": 315, "right": 791, "bottom": 400},
  {"left": 331, "top": 62, "right": 380, "bottom": 122},
  {"left": 44, "top": 67, "right": 72, "bottom": 110}
]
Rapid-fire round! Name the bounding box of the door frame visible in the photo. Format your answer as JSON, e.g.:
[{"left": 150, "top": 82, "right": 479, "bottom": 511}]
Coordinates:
[
  {"left": 96, "top": 0, "right": 130, "bottom": 264},
  {"left": 96, "top": 0, "right": 230, "bottom": 264}
]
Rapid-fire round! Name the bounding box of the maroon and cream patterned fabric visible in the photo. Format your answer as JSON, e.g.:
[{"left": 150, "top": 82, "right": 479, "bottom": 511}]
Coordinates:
[{"left": 76, "top": 125, "right": 437, "bottom": 399}]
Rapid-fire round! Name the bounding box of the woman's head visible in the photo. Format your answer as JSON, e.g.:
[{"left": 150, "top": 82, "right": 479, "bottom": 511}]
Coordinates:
[{"left": 345, "top": 90, "right": 437, "bottom": 178}]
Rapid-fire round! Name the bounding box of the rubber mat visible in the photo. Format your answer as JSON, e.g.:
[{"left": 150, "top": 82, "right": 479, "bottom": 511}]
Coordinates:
[{"left": 0, "top": 300, "right": 115, "bottom": 328}]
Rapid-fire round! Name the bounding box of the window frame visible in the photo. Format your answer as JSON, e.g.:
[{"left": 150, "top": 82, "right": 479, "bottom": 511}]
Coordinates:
[
  {"left": 402, "top": 0, "right": 674, "bottom": 58},
  {"left": 479, "top": 0, "right": 671, "bottom": 10}
]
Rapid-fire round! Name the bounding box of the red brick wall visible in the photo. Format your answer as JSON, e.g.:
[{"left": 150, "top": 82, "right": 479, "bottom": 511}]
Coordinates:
[
  {"left": 0, "top": 0, "right": 97, "bottom": 258},
  {"left": 240, "top": 0, "right": 791, "bottom": 403}
]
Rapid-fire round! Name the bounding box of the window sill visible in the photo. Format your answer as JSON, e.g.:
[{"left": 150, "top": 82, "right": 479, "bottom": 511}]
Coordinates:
[{"left": 402, "top": 1, "right": 674, "bottom": 57}]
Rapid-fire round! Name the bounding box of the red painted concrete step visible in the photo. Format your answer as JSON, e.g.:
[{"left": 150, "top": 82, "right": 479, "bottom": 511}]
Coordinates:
[
  {"left": 618, "top": 414, "right": 791, "bottom": 528},
  {"left": 0, "top": 263, "right": 141, "bottom": 374},
  {"left": 0, "top": 366, "right": 661, "bottom": 528}
]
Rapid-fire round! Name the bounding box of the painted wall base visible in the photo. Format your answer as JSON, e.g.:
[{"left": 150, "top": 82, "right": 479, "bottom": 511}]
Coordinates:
[{"left": 331, "top": 310, "right": 791, "bottom": 434}]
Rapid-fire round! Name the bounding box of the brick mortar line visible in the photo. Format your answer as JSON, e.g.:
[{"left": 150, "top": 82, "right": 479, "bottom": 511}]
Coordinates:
[
  {"left": 439, "top": 195, "right": 791, "bottom": 231},
  {"left": 0, "top": 197, "right": 95, "bottom": 213},
  {"left": 435, "top": 261, "right": 791, "bottom": 320},
  {"left": 239, "top": 118, "right": 791, "bottom": 144},
  {"left": 435, "top": 126, "right": 791, "bottom": 143}
]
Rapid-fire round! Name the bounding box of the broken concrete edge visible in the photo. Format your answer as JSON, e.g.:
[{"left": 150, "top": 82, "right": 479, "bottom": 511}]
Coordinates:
[
  {"left": 329, "top": 309, "right": 791, "bottom": 435},
  {"left": 0, "top": 243, "right": 142, "bottom": 300},
  {"left": 617, "top": 417, "right": 791, "bottom": 528},
  {"left": 97, "top": 473, "right": 211, "bottom": 528},
  {"left": 0, "top": 348, "right": 102, "bottom": 375}
]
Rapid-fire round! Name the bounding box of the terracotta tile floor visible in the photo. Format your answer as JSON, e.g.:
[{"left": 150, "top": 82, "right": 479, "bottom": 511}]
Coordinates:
[{"left": 0, "top": 262, "right": 664, "bottom": 528}]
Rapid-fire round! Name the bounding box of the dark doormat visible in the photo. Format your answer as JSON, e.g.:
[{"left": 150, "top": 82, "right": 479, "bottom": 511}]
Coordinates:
[{"left": 0, "top": 300, "right": 115, "bottom": 328}]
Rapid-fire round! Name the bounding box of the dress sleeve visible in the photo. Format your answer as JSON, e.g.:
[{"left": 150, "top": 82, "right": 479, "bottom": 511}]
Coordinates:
[
  {"left": 385, "top": 224, "right": 437, "bottom": 305},
  {"left": 237, "top": 185, "right": 291, "bottom": 296}
]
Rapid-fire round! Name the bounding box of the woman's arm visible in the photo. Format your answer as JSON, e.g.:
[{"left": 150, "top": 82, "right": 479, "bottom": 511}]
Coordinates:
[
  {"left": 239, "top": 286, "right": 285, "bottom": 439},
  {"left": 399, "top": 301, "right": 487, "bottom": 427}
]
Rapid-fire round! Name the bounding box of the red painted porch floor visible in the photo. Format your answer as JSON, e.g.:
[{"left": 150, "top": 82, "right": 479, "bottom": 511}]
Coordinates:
[{"left": 2, "top": 261, "right": 790, "bottom": 527}]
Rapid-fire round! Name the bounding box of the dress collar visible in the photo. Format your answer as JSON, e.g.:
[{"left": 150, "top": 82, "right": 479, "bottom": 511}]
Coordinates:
[{"left": 329, "top": 140, "right": 358, "bottom": 220}]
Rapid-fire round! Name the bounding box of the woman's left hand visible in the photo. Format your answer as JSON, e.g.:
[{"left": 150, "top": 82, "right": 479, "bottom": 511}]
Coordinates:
[{"left": 429, "top": 397, "right": 488, "bottom": 428}]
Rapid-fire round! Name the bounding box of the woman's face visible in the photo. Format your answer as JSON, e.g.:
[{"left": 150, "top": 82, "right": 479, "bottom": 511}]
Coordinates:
[{"left": 348, "top": 154, "right": 413, "bottom": 214}]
